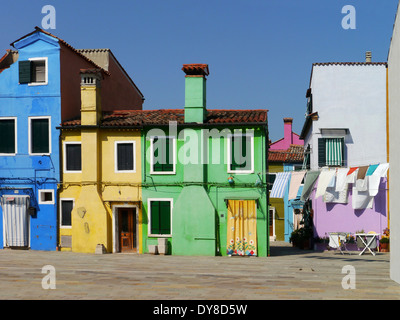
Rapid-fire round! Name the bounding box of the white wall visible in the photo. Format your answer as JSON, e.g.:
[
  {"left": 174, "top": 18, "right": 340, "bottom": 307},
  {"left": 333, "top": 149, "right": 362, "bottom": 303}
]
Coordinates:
[
  {"left": 306, "top": 64, "right": 387, "bottom": 170},
  {"left": 388, "top": 3, "right": 400, "bottom": 285}
]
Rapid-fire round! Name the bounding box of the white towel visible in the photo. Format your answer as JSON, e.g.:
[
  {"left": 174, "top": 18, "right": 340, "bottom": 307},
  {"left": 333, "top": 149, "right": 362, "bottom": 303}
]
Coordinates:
[
  {"left": 352, "top": 187, "right": 373, "bottom": 209},
  {"left": 355, "top": 177, "right": 368, "bottom": 192},
  {"left": 288, "top": 171, "right": 306, "bottom": 200},
  {"left": 324, "top": 184, "right": 349, "bottom": 204},
  {"left": 335, "top": 168, "right": 349, "bottom": 192},
  {"left": 368, "top": 163, "right": 389, "bottom": 196},
  {"left": 346, "top": 168, "right": 359, "bottom": 184},
  {"left": 315, "top": 170, "right": 336, "bottom": 199}
]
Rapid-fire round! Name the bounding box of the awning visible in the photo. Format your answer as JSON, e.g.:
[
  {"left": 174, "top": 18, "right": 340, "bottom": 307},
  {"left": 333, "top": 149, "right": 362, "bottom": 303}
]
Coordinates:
[{"left": 270, "top": 172, "right": 291, "bottom": 198}]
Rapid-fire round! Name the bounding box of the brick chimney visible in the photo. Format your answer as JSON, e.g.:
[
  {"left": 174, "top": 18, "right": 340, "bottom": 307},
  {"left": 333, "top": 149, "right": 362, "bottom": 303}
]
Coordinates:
[{"left": 182, "top": 64, "right": 209, "bottom": 123}]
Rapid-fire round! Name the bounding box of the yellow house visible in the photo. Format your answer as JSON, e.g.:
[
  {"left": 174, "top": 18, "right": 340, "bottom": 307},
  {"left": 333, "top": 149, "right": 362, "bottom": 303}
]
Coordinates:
[{"left": 58, "top": 70, "right": 142, "bottom": 254}]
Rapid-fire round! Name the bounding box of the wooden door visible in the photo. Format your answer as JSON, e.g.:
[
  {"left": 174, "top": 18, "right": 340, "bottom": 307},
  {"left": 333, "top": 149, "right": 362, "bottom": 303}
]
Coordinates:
[{"left": 118, "top": 208, "right": 137, "bottom": 253}]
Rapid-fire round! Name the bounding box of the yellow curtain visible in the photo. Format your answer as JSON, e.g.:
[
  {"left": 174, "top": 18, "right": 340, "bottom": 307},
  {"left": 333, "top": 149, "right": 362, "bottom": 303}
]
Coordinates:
[{"left": 226, "top": 200, "right": 257, "bottom": 256}]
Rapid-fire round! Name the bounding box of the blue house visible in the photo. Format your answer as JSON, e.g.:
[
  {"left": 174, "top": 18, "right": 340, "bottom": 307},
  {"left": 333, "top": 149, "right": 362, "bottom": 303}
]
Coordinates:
[{"left": 0, "top": 27, "right": 144, "bottom": 251}]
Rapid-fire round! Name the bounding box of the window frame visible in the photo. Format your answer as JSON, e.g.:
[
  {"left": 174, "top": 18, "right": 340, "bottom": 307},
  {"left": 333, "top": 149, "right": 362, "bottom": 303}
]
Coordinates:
[
  {"left": 0, "top": 117, "right": 17, "bottom": 156},
  {"left": 147, "top": 198, "right": 173, "bottom": 238},
  {"left": 114, "top": 140, "right": 136, "bottom": 173},
  {"left": 227, "top": 132, "right": 254, "bottom": 174},
  {"left": 63, "top": 141, "right": 82, "bottom": 173},
  {"left": 318, "top": 136, "right": 345, "bottom": 168},
  {"left": 59, "top": 198, "right": 74, "bottom": 229},
  {"left": 28, "top": 116, "right": 51, "bottom": 155},
  {"left": 149, "top": 136, "right": 176, "bottom": 175},
  {"left": 28, "top": 57, "right": 48, "bottom": 86},
  {"left": 38, "top": 189, "right": 55, "bottom": 205}
]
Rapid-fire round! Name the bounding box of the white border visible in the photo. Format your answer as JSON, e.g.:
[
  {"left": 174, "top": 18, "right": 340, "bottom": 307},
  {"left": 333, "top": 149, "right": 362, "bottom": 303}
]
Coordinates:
[
  {"left": 28, "top": 116, "right": 51, "bottom": 155},
  {"left": 63, "top": 141, "right": 82, "bottom": 173},
  {"left": 227, "top": 132, "right": 254, "bottom": 174},
  {"left": 114, "top": 140, "right": 136, "bottom": 173},
  {"left": 59, "top": 198, "right": 74, "bottom": 229},
  {"left": 112, "top": 204, "right": 139, "bottom": 253},
  {"left": 0, "top": 117, "right": 17, "bottom": 156},
  {"left": 149, "top": 136, "right": 176, "bottom": 175},
  {"left": 38, "top": 189, "right": 55, "bottom": 205},
  {"left": 147, "top": 198, "right": 173, "bottom": 238},
  {"left": 28, "top": 57, "right": 48, "bottom": 86}
]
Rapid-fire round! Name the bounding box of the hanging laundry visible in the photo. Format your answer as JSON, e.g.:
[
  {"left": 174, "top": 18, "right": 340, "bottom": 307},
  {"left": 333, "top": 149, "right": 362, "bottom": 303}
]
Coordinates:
[
  {"left": 270, "top": 171, "right": 291, "bottom": 198},
  {"left": 366, "top": 164, "right": 379, "bottom": 176},
  {"left": 346, "top": 167, "right": 359, "bottom": 184},
  {"left": 356, "top": 166, "right": 369, "bottom": 180},
  {"left": 315, "top": 169, "right": 336, "bottom": 199},
  {"left": 355, "top": 166, "right": 369, "bottom": 192},
  {"left": 300, "top": 171, "right": 320, "bottom": 202},
  {"left": 288, "top": 170, "right": 306, "bottom": 200},
  {"left": 335, "top": 167, "right": 349, "bottom": 192},
  {"left": 368, "top": 163, "right": 389, "bottom": 197},
  {"left": 352, "top": 187, "right": 373, "bottom": 209},
  {"left": 324, "top": 184, "right": 349, "bottom": 204}
]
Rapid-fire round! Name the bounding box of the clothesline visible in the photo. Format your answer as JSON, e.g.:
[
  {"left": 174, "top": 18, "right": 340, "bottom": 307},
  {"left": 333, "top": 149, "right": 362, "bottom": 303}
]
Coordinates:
[{"left": 269, "top": 163, "right": 389, "bottom": 210}]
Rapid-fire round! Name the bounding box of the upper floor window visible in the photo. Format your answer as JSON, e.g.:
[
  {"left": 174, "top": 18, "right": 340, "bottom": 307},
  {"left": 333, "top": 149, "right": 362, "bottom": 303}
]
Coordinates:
[
  {"left": 115, "top": 141, "right": 136, "bottom": 173},
  {"left": 0, "top": 118, "right": 17, "bottom": 155},
  {"left": 19, "top": 57, "right": 48, "bottom": 86},
  {"left": 150, "top": 136, "right": 175, "bottom": 174},
  {"left": 64, "top": 142, "right": 82, "bottom": 172},
  {"left": 318, "top": 137, "right": 345, "bottom": 167},
  {"left": 29, "top": 117, "right": 51, "bottom": 155},
  {"left": 228, "top": 132, "right": 254, "bottom": 174}
]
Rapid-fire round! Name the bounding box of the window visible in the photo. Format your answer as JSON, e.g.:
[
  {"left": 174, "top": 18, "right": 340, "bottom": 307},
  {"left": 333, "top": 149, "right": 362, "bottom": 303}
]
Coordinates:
[
  {"left": 38, "top": 189, "right": 54, "bottom": 205},
  {"left": 228, "top": 132, "right": 254, "bottom": 173},
  {"left": 18, "top": 57, "right": 48, "bottom": 85},
  {"left": 29, "top": 117, "right": 51, "bottom": 155},
  {"left": 60, "top": 199, "right": 74, "bottom": 228},
  {"left": 267, "top": 173, "right": 276, "bottom": 192},
  {"left": 115, "top": 141, "right": 135, "bottom": 172},
  {"left": 318, "top": 137, "right": 345, "bottom": 167},
  {"left": 64, "top": 142, "right": 82, "bottom": 172},
  {"left": 0, "top": 118, "right": 16, "bottom": 155},
  {"left": 150, "top": 136, "right": 175, "bottom": 174},
  {"left": 148, "top": 199, "right": 172, "bottom": 236}
]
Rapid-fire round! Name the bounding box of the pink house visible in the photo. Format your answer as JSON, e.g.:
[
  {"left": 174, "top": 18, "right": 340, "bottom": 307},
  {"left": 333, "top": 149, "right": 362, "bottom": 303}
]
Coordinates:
[{"left": 270, "top": 118, "right": 303, "bottom": 151}]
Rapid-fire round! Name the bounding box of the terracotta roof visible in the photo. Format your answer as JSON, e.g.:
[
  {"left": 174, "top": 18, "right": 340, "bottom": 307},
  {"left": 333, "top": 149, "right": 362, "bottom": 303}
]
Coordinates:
[
  {"left": 269, "top": 144, "right": 304, "bottom": 163},
  {"left": 182, "top": 64, "right": 209, "bottom": 76},
  {"left": 61, "top": 109, "right": 268, "bottom": 127}
]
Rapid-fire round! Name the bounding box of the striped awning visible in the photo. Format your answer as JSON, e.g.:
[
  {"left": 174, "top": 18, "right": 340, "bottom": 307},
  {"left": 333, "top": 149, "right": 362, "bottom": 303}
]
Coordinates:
[
  {"left": 269, "top": 172, "right": 291, "bottom": 198},
  {"left": 325, "top": 138, "right": 343, "bottom": 166}
]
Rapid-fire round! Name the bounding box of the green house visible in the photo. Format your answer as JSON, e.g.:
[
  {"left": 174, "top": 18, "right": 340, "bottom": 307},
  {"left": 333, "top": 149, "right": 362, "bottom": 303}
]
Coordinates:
[{"left": 140, "top": 64, "right": 269, "bottom": 257}]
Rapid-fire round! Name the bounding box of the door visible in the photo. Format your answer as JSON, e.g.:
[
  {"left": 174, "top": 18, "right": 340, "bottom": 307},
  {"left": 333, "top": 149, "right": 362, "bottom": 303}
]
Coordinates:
[
  {"left": 118, "top": 208, "right": 137, "bottom": 253},
  {"left": 226, "top": 200, "right": 257, "bottom": 256},
  {"left": 1, "top": 196, "right": 30, "bottom": 248},
  {"left": 269, "top": 207, "right": 275, "bottom": 241}
]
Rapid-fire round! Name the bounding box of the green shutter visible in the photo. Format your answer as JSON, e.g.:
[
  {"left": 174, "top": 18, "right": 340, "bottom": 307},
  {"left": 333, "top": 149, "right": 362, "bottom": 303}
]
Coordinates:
[
  {"left": 164, "top": 138, "right": 173, "bottom": 172},
  {"left": 19, "top": 60, "right": 32, "bottom": 84},
  {"left": 318, "top": 138, "right": 326, "bottom": 167},
  {"left": 160, "top": 201, "right": 171, "bottom": 234},
  {"left": 326, "top": 138, "right": 344, "bottom": 166},
  {"left": 153, "top": 137, "right": 173, "bottom": 172},
  {"left": 31, "top": 118, "right": 49, "bottom": 154},
  {"left": 150, "top": 201, "right": 160, "bottom": 234},
  {"left": 0, "top": 120, "right": 15, "bottom": 153},
  {"left": 153, "top": 137, "right": 162, "bottom": 172},
  {"left": 231, "top": 135, "right": 250, "bottom": 170}
]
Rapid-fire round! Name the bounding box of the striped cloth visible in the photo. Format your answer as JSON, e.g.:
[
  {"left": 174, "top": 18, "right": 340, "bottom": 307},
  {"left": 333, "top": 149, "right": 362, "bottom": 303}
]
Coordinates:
[{"left": 270, "top": 172, "right": 291, "bottom": 198}]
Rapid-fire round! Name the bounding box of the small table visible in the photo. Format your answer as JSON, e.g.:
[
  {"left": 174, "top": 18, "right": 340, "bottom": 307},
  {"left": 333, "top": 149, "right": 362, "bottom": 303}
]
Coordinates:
[{"left": 355, "top": 233, "right": 380, "bottom": 256}]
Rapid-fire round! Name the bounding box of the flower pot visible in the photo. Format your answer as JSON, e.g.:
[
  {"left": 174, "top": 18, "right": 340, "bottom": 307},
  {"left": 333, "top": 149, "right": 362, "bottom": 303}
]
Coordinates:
[{"left": 380, "top": 242, "right": 389, "bottom": 252}]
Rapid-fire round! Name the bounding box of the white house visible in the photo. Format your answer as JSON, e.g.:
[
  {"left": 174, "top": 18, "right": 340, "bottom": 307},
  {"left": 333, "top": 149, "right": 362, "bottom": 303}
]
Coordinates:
[{"left": 300, "top": 57, "right": 389, "bottom": 240}]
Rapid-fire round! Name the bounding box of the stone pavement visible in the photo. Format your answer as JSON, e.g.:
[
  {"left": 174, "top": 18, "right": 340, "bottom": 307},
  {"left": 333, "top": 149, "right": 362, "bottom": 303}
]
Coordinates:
[{"left": 0, "top": 241, "right": 399, "bottom": 300}]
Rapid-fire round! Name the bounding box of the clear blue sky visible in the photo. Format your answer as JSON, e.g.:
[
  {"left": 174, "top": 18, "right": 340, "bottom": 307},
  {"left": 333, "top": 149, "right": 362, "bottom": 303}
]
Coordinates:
[{"left": 1, "top": 0, "right": 398, "bottom": 142}]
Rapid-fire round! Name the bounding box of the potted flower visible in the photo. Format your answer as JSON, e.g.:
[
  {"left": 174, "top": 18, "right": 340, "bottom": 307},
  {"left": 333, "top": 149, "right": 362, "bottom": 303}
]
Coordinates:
[{"left": 380, "top": 237, "right": 390, "bottom": 252}]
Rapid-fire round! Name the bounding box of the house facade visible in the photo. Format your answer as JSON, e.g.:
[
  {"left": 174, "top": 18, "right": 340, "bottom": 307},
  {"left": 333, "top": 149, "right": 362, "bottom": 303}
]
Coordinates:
[
  {"left": 300, "top": 58, "right": 388, "bottom": 239},
  {"left": 59, "top": 64, "right": 270, "bottom": 257},
  {"left": 0, "top": 28, "right": 143, "bottom": 251},
  {"left": 388, "top": 1, "right": 400, "bottom": 285},
  {"left": 268, "top": 118, "right": 304, "bottom": 242}
]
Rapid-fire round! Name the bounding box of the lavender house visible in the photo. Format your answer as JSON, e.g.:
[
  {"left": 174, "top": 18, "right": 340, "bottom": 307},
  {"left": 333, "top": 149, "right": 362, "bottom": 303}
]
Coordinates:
[{"left": 300, "top": 54, "right": 389, "bottom": 239}]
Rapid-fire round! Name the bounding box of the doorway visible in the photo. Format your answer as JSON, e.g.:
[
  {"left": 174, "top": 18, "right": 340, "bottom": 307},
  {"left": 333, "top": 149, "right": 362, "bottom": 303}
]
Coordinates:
[{"left": 118, "top": 207, "right": 137, "bottom": 253}]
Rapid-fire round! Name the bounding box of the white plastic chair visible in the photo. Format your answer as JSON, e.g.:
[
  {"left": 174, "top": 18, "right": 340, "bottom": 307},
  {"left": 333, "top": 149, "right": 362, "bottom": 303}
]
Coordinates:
[{"left": 328, "top": 232, "right": 350, "bottom": 255}]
